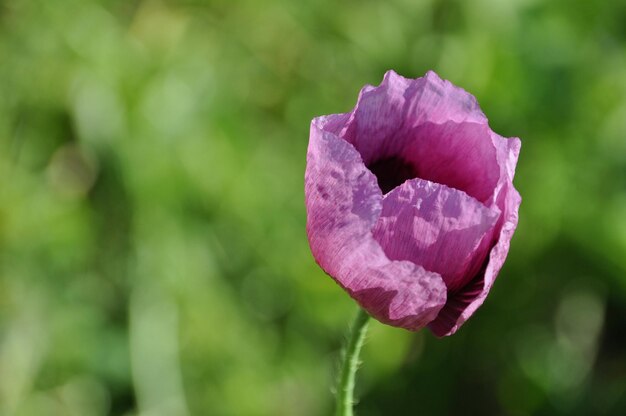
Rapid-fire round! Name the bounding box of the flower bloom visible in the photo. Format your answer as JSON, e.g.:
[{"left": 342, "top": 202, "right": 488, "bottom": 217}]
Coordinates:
[{"left": 305, "top": 71, "right": 521, "bottom": 336}]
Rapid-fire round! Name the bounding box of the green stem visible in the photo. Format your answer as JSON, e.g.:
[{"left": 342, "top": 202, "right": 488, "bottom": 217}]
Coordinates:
[{"left": 335, "top": 308, "right": 370, "bottom": 416}]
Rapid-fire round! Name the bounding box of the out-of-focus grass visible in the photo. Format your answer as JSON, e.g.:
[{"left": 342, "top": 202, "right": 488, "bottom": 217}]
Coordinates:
[{"left": 1, "top": 0, "right": 625, "bottom": 415}]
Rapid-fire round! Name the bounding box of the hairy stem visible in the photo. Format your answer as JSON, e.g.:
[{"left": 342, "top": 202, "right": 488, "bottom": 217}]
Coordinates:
[{"left": 335, "top": 308, "right": 370, "bottom": 416}]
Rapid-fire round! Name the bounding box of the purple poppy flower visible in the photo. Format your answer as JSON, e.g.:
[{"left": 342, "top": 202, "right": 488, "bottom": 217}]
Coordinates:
[{"left": 305, "top": 70, "right": 521, "bottom": 336}]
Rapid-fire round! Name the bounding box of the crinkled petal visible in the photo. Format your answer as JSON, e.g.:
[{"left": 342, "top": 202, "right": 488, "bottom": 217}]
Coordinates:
[
  {"left": 398, "top": 121, "right": 500, "bottom": 203},
  {"left": 305, "top": 120, "right": 447, "bottom": 330},
  {"left": 341, "top": 70, "right": 488, "bottom": 166},
  {"left": 407, "top": 70, "right": 488, "bottom": 126},
  {"left": 428, "top": 137, "right": 521, "bottom": 336},
  {"left": 372, "top": 178, "right": 500, "bottom": 292}
]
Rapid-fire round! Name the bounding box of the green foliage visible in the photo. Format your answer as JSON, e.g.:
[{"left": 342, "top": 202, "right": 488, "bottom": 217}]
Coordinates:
[{"left": 1, "top": 0, "right": 625, "bottom": 414}]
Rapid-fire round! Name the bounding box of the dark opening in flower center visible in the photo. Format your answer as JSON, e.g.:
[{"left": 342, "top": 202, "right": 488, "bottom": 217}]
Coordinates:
[{"left": 367, "top": 157, "right": 417, "bottom": 194}]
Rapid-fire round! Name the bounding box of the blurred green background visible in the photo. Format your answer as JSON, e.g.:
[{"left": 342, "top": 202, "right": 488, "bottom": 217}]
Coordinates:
[{"left": 1, "top": 0, "right": 625, "bottom": 414}]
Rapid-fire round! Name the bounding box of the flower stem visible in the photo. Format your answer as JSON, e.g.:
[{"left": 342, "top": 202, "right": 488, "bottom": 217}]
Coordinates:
[{"left": 335, "top": 308, "right": 370, "bottom": 416}]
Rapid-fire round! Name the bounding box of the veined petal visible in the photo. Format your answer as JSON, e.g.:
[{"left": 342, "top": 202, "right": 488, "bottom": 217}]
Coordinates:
[
  {"left": 428, "top": 139, "right": 522, "bottom": 336},
  {"left": 407, "top": 70, "right": 488, "bottom": 126},
  {"left": 341, "top": 70, "right": 488, "bottom": 166},
  {"left": 399, "top": 122, "right": 500, "bottom": 203},
  {"left": 305, "top": 120, "right": 447, "bottom": 330},
  {"left": 372, "top": 178, "right": 500, "bottom": 292}
]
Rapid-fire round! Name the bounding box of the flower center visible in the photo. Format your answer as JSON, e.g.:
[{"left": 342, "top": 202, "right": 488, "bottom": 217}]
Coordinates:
[{"left": 367, "top": 157, "right": 417, "bottom": 194}]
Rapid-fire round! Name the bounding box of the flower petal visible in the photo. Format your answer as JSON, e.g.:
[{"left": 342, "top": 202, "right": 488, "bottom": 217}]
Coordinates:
[
  {"left": 428, "top": 137, "right": 522, "bottom": 336},
  {"left": 372, "top": 178, "right": 500, "bottom": 292},
  {"left": 305, "top": 119, "right": 447, "bottom": 330},
  {"left": 340, "top": 70, "right": 488, "bottom": 166},
  {"left": 398, "top": 121, "right": 500, "bottom": 203},
  {"left": 410, "top": 70, "right": 488, "bottom": 125}
]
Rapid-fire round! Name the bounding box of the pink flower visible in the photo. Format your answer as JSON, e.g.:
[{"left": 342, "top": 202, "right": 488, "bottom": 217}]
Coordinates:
[{"left": 305, "top": 70, "right": 521, "bottom": 336}]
